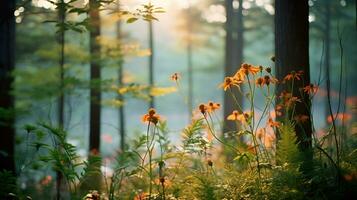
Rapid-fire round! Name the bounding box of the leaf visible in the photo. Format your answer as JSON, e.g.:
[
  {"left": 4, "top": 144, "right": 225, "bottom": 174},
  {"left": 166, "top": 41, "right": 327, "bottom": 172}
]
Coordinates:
[
  {"left": 126, "top": 17, "right": 138, "bottom": 23},
  {"left": 149, "top": 86, "right": 177, "bottom": 97}
]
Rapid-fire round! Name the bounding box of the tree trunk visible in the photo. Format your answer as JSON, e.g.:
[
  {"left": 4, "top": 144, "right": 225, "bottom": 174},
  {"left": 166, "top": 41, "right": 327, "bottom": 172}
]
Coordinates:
[
  {"left": 56, "top": 1, "right": 66, "bottom": 198},
  {"left": 275, "top": 0, "right": 312, "bottom": 150},
  {"left": 89, "top": 0, "right": 101, "bottom": 152},
  {"left": 148, "top": 20, "right": 155, "bottom": 108},
  {"left": 0, "top": 0, "right": 16, "bottom": 175},
  {"left": 117, "top": 1, "right": 125, "bottom": 151},
  {"left": 223, "top": 0, "right": 244, "bottom": 133}
]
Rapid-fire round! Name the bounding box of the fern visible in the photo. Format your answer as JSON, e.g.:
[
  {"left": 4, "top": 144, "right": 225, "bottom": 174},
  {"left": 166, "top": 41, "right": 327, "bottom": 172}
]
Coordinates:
[
  {"left": 276, "top": 121, "right": 302, "bottom": 167},
  {"left": 194, "top": 175, "right": 217, "bottom": 200},
  {"left": 182, "top": 118, "right": 210, "bottom": 154}
]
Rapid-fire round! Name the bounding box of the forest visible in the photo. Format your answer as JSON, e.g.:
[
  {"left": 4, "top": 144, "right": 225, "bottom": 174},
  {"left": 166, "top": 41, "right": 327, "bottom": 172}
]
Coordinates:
[{"left": 0, "top": 0, "right": 356, "bottom": 199}]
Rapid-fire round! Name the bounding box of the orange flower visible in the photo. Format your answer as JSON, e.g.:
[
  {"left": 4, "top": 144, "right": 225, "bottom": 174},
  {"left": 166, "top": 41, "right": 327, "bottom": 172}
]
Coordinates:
[
  {"left": 279, "top": 91, "right": 301, "bottom": 108},
  {"left": 256, "top": 128, "right": 266, "bottom": 140},
  {"left": 266, "top": 67, "right": 272, "bottom": 74},
  {"left": 90, "top": 148, "right": 100, "bottom": 156},
  {"left": 303, "top": 84, "right": 318, "bottom": 94},
  {"left": 142, "top": 108, "right": 161, "bottom": 124},
  {"left": 207, "top": 101, "right": 221, "bottom": 113},
  {"left": 170, "top": 72, "right": 180, "bottom": 82},
  {"left": 220, "top": 77, "right": 241, "bottom": 91},
  {"left": 199, "top": 104, "right": 207, "bottom": 115},
  {"left": 227, "top": 110, "right": 239, "bottom": 121},
  {"left": 134, "top": 192, "right": 149, "bottom": 200},
  {"left": 327, "top": 113, "right": 352, "bottom": 123},
  {"left": 227, "top": 110, "right": 250, "bottom": 124},
  {"left": 40, "top": 175, "right": 52, "bottom": 186},
  {"left": 233, "top": 70, "right": 245, "bottom": 82},
  {"left": 238, "top": 63, "right": 260, "bottom": 76},
  {"left": 154, "top": 177, "right": 172, "bottom": 187},
  {"left": 284, "top": 70, "right": 303, "bottom": 82},
  {"left": 255, "top": 77, "right": 264, "bottom": 87},
  {"left": 268, "top": 118, "right": 280, "bottom": 128},
  {"left": 294, "top": 115, "right": 310, "bottom": 123},
  {"left": 256, "top": 75, "right": 278, "bottom": 87},
  {"left": 263, "top": 75, "right": 278, "bottom": 86}
]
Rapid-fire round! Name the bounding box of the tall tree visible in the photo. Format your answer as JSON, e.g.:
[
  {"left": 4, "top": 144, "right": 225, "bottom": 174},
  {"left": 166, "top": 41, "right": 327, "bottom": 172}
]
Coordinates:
[
  {"left": 223, "top": 0, "right": 244, "bottom": 133},
  {"left": 56, "top": 1, "right": 66, "bottom": 199},
  {"left": 275, "top": 0, "right": 312, "bottom": 150},
  {"left": 89, "top": 0, "right": 101, "bottom": 152},
  {"left": 148, "top": 15, "right": 155, "bottom": 109},
  {"left": 51, "top": 1, "right": 67, "bottom": 199},
  {"left": 117, "top": 1, "right": 125, "bottom": 151},
  {"left": 0, "top": 0, "right": 16, "bottom": 175}
]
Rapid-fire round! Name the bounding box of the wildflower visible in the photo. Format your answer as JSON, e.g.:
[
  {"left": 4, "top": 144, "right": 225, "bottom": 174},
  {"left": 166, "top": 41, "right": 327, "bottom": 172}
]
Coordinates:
[
  {"left": 207, "top": 159, "right": 213, "bottom": 167},
  {"left": 154, "top": 177, "right": 172, "bottom": 187},
  {"left": 142, "top": 108, "right": 161, "bottom": 124},
  {"left": 134, "top": 192, "right": 149, "bottom": 200},
  {"left": 159, "top": 177, "right": 165, "bottom": 184},
  {"left": 199, "top": 104, "right": 207, "bottom": 115},
  {"left": 294, "top": 115, "right": 310, "bottom": 123},
  {"left": 266, "top": 67, "right": 272, "bottom": 74},
  {"left": 270, "top": 56, "right": 275, "bottom": 62},
  {"left": 279, "top": 91, "right": 301, "bottom": 108},
  {"left": 220, "top": 77, "right": 241, "bottom": 91},
  {"left": 207, "top": 101, "right": 221, "bottom": 113},
  {"left": 255, "top": 77, "right": 264, "bottom": 87},
  {"left": 227, "top": 110, "right": 250, "bottom": 124},
  {"left": 170, "top": 72, "right": 180, "bottom": 82},
  {"left": 327, "top": 113, "right": 352, "bottom": 123},
  {"left": 259, "top": 65, "right": 263, "bottom": 72},
  {"left": 256, "top": 128, "right": 265, "bottom": 140},
  {"left": 264, "top": 75, "right": 278, "bottom": 86},
  {"left": 40, "top": 175, "right": 52, "bottom": 186},
  {"left": 226, "top": 110, "right": 239, "bottom": 121},
  {"left": 238, "top": 63, "right": 260, "bottom": 76},
  {"left": 90, "top": 148, "right": 99, "bottom": 156},
  {"left": 268, "top": 118, "right": 280, "bottom": 128},
  {"left": 303, "top": 84, "right": 319, "bottom": 94},
  {"left": 284, "top": 70, "right": 303, "bottom": 82}
]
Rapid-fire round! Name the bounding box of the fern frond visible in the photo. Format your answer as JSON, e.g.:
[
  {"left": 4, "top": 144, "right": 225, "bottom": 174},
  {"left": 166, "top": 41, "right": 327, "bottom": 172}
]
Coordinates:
[{"left": 276, "top": 121, "right": 301, "bottom": 167}]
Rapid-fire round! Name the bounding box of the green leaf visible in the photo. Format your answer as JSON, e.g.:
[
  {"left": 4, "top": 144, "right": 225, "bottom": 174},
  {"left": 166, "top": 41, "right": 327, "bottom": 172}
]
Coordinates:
[{"left": 126, "top": 17, "right": 138, "bottom": 23}]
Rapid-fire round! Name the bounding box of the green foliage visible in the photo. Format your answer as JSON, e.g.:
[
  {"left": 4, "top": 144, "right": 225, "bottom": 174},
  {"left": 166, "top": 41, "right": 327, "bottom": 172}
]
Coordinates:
[
  {"left": 0, "top": 170, "right": 17, "bottom": 199},
  {"left": 276, "top": 121, "right": 302, "bottom": 167},
  {"left": 193, "top": 175, "right": 218, "bottom": 200},
  {"left": 182, "top": 118, "right": 210, "bottom": 154}
]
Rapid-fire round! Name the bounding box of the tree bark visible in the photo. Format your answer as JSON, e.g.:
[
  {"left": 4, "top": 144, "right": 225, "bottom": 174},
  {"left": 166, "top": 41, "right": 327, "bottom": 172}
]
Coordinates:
[
  {"left": 275, "top": 0, "right": 312, "bottom": 149},
  {"left": 89, "top": 0, "right": 101, "bottom": 152},
  {"left": 224, "top": 0, "right": 244, "bottom": 132},
  {"left": 117, "top": 1, "right": 125, "bottom": 151},
  {"left": 147, "top": 1, "right": 155, "bottom": 110},
  {"left": 56, "top": 1, "right": 66, "bottom": 199},
  {"left": 0, "top": 0, "right": 16, "bottom": 175},
  {"left": 148, "top": 20, "right": 155, "bottom": 108}
]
